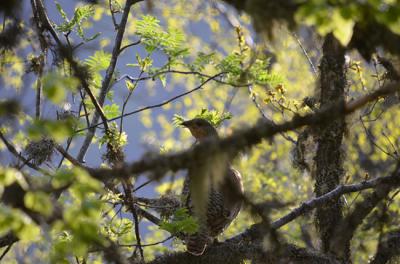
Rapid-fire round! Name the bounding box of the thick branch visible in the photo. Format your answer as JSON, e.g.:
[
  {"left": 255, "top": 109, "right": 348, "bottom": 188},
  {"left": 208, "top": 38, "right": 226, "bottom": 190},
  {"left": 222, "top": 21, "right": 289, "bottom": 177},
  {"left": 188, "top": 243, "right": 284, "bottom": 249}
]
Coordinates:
[
  {"left": 88, "top": 81, "right": 399, "bottom": 182},
  {"left": 149, "top": 242, "right": 339, "bottom": 264}
]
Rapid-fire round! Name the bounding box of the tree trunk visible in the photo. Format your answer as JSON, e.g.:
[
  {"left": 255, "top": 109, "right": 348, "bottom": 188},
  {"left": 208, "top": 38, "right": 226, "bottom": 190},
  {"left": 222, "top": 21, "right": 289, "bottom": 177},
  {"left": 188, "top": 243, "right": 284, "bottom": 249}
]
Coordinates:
[{"left": 314, "top": 33, "right": 348, "bottom": 258}]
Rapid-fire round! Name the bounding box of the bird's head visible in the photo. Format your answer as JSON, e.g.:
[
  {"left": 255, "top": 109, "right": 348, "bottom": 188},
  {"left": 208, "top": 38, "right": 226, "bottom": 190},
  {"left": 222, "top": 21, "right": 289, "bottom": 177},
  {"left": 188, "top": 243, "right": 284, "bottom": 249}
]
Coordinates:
[{"left": 181, "top": 118, "right": 218, "bottom": 141}]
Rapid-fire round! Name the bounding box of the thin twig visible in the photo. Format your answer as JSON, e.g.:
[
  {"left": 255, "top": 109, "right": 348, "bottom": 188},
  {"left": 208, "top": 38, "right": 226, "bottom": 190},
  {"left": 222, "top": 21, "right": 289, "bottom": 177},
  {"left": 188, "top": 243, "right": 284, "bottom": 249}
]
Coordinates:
[
  {"left": 118, "top": 236, "right": 173, "bottom": 247},
  {"left": 0, "top": 131, "right": 40, "bottom": 171},
  {"left": 119, "top": 40, "right": 141, "bottom": 55},
  {"left": 122, "top": 182, "right": 144, "bottom": 260},
  {"left": 79, "top": 89, "right": 91, "bottom": 128},
  {"left": 77, "top": 0, "right": 143, "bottom": 162},
  {"left": 120, "top": 70, "right": 144, "bottom": 135},
  {"left": 132, "top": 179, "right": 154, "bottom": 192},
  {"left": 108, "top": 0, "right": 119, "bottom": 30},
  {"left": 228, "top": 167, "right": 400, "bottom": 247},
  {"left": 116, "top": 70, "right": 245, "bottom": 87},
  {"left": 271, "top": 172, "right": 399, "bottom": 229},
  {"left": 248, "top": 85, "right": 296, "bottom": 144},
  {"left": 291, "top": 32, "right": 318, "bottom": 77},
  {"left": 0, "top": 243, "right": 13, "bottom": 261},
  {"left": 359, "top": 116, "right": 395, "bottom": 159},
  {"left": 76, "top": 72, "right": 226, "bottom": 133}
]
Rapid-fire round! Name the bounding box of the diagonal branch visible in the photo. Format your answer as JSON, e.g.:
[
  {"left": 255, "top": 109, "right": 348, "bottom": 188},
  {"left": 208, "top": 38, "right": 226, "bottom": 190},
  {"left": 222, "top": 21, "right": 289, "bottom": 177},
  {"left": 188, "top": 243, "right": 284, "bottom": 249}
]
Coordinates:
[
  {"left": 31, "top": 0, "right": 110, "bottom": 133},
  {"left": 0, "top": 131, "right": 40, "bottom": 171},
  {"left": 330, "top": 165, "right": 400, "bottom": 258},
  {"left": 77, "top": 0, "right": 143, "bottom": 162},
  {"left": 75, "top": 72, "right": 226, "bottom": 133},
  {"left": 88, "top": 81, "right": 399, "bottom": 182},
  {"left": 370, "top": 229, "right": 400, "bottom": 264},
  {"left": 271, "top": 168, "right": 400, "bottom": 230}
]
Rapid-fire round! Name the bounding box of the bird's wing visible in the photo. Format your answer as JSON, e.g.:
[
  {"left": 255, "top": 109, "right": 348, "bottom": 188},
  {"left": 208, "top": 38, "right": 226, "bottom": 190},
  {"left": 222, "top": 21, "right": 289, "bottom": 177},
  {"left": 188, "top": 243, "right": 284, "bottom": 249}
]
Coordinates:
[{"left": 182, "top": 166, "right": 243, "bottom": 236}]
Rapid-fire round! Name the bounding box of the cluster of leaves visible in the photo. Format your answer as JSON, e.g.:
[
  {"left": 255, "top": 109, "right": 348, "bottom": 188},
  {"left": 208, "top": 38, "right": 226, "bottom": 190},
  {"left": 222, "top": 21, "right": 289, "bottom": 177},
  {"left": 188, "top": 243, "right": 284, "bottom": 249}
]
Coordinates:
[
  {"left": 42, "top": 72, "right": 79, "bottom": 104},
  {"left": 0, "top": 167, "right": 107, "bottom": 262},
  {"left": 296, "top": 0, "right": 400, "bottom": 46},
  {"left": 28, "top": 118, "right": 77, "bottom": 143},
  {"left": 135, "top": 15, "right": 189, "bottom": 58},
  {"left": 85, "top": 50, "right": 112, "bottom": 91},
  {"left": 99, "top": 123, "right": 127, "bottom": 165},
  {"left": 173, "top": 108, "right": 232, "bottom": 127},
  {"left": 55, "top": 2, "right": 100, "bottom": 41},
  {"left": 159, "top": 208, "right": 199, "bottom": 235},
  {"left": 2, "top": 0, "right": 400, "bottom": 263}
]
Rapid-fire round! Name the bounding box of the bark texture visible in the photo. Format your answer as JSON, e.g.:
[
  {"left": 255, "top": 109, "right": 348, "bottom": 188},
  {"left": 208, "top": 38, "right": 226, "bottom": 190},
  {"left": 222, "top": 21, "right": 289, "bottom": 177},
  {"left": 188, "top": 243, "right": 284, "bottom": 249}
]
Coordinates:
[{"left": 314, "top": 34, "right": 348, "bottom": 256}]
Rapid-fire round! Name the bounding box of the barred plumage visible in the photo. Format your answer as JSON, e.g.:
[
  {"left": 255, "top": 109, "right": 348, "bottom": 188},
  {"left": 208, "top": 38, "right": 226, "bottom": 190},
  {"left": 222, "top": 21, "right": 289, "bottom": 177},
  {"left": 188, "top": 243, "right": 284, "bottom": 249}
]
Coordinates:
[{"left": 180, "top": 118, "right": 244, "bottom": 256}]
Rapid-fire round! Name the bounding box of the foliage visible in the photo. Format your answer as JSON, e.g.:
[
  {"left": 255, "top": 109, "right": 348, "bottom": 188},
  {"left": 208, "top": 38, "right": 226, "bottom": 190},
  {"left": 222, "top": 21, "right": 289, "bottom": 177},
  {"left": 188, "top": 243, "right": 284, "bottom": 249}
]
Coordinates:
[
  {"left": 0, "top": 0, "right": 400, "bottom": 263},
  {"left": 173, "top": 108, "right": 232, "bottom": 127},
  {"left": 159, "top": 208, "right": 199, "bottom": 235},
  {"left": 55, "top": 2, "right": 100, "bottom": 41}
]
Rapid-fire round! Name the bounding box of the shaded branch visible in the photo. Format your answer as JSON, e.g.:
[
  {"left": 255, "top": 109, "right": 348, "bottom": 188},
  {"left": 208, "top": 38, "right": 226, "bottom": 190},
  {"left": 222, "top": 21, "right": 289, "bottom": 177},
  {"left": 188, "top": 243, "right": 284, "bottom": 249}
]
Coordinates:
[
  {"left": 149, "top": 242, "right": 340, "bottom": 264},
  {"left": 330, "top": 166, "right": 400, "bottom": 258},
  {"left": 271, "top": 169, "right": 400, "bottom": 230},
  {"left": 370, "top": 230, "right": 400, "bottom": 264},
  {"left": 0, "top": 131, "right": 40, "bottom": 171},
  {"left": 88, "top": 81, "right": 400, "bottom": 182}
]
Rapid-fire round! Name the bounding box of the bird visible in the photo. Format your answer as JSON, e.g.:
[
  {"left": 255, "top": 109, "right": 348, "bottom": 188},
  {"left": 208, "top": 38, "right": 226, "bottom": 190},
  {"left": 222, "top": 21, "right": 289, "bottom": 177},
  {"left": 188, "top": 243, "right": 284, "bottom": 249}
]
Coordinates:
[{"left": 180, "top": 118, "right": 244, "bottom": 256}]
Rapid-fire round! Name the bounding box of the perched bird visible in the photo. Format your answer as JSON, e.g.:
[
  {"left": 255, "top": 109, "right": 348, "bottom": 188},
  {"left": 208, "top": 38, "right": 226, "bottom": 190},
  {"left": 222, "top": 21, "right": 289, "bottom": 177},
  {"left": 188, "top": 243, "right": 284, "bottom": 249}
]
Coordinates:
[{"left": 181, "top": 118, "right": 244, "bottom": 256}]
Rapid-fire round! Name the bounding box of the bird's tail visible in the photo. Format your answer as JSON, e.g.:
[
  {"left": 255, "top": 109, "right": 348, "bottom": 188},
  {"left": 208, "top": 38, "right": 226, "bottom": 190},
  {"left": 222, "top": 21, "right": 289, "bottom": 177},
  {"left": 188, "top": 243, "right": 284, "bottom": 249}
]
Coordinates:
[{"left": 186, "top": 232, "right": 209, "bottom": 256}]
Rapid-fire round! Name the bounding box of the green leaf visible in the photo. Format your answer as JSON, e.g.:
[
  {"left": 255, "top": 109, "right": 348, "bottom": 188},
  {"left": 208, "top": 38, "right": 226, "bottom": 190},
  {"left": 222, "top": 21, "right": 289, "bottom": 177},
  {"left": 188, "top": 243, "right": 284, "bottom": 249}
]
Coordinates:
[
  {"left": 98, "top": 122, "right": 127, "bottom": 148},
  {"left": 331, "top": 9, "right": 355, "bottom": 46},
  {"left": 159, "top": 208, "right": 199, "bottom": 235},
  {"left": 70, "top": 167, "right": 103, "bottom": 198},
  {"left": 125, "top": 80, "right": 137, "bottom": 92},
  {"left": 103, "top": 104, "right": 121, "bottom": 119},
  {"left": 0, "top": 167, "right": 18, "bottom": 186},
  {"left": 28, "top": 119, "right": 76, "bottom": 142},
  {"left": 52, "top": 169, "right": 76, "bottom": 189},
  {"left": 159, "top": 74, "right": 167, "bottom": 87},
  {"left": 217, "top": 53, "right": 243, "bottom": 76},
  {"left": 0, "top": 206, "right": 40, "bottom": 241},
  {"left": 24, "top": 191, "right": 53, "bottom": 217},
  {"left": 55, "top": 4, "right": 98, "bottom": 41},
  {"left": 85, "top": 51, "right": 111, "bottom": 72},
  {"left": 42, "top": 73, "right": 79, "bottom": 104},
  {"left": 135, "top": 15, "right": 188, "bottom": 58},
  {"left": 195, "top": 109, "right": 232, "bottom": 127},
  {"left": 190, "top": 52, "right": 216, "bottom": 71},
  {"left": 55, "top": 2, "right": 69, "bottom": 21}
]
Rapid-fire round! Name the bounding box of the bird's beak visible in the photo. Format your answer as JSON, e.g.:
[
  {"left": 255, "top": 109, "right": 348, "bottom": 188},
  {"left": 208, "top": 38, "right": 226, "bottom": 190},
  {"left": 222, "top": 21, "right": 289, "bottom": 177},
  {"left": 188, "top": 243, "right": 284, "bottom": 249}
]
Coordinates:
[{"left": 180, "top": 120, "right": 192, "bottom": 128}]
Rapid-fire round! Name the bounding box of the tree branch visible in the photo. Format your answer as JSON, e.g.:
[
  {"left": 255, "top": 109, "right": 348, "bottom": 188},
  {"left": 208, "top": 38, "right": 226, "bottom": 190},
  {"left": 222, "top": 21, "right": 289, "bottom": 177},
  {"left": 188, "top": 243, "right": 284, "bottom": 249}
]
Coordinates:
[
  {"left": 75, "top": 72, "right": 226, "bottom": 133},
  {"left": 370, "top": 230, "right": 400, "bottom": 264},
  {"left": 271, "top": 168, "right": 400, "bottom": 230},
  {"left": 77, "top": 0, "right": 143, "bottom": 162},
  {"left": 330, "top": 166, "right": 400, "bottom": 258},
  {"left": 88, "top": 81, "right": 400, "bottom": 182},
  {"left": 0, "top": 131, "right": 40, "bottom": 171},
  {"left": 149, "top": 242, "right": 340, "bottom": 264}
]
